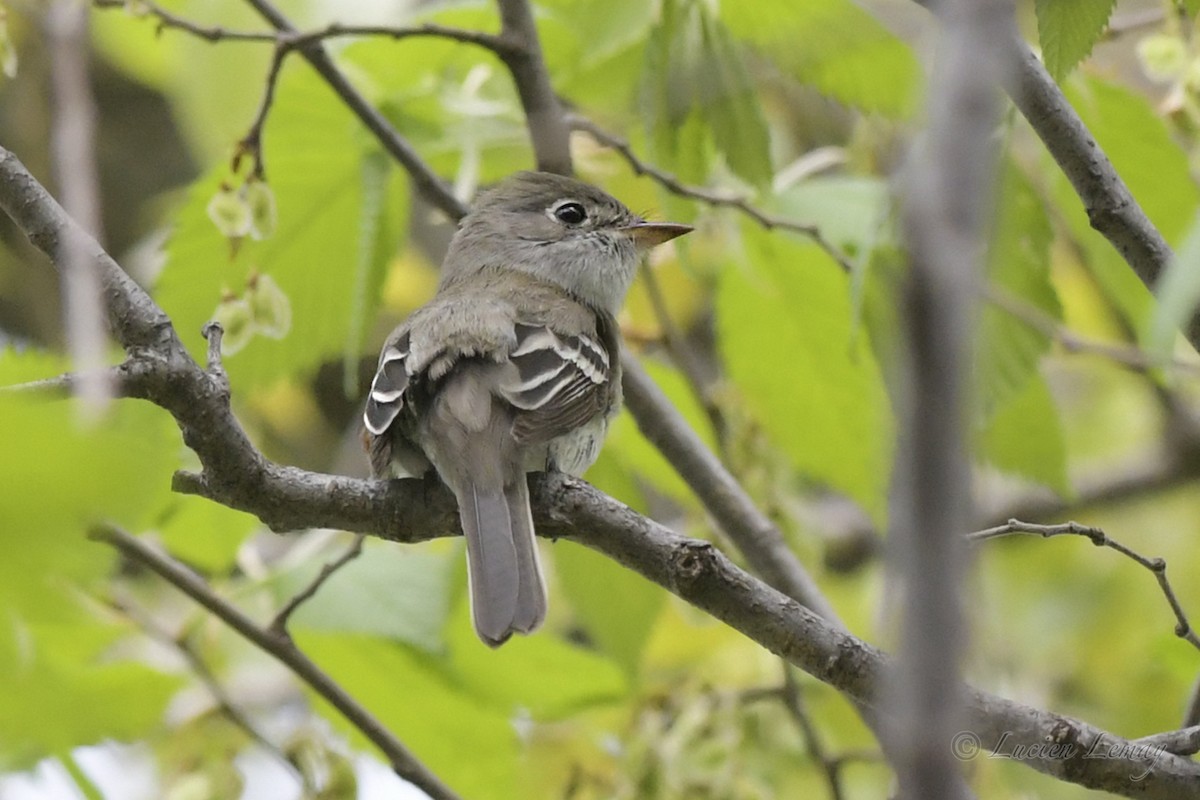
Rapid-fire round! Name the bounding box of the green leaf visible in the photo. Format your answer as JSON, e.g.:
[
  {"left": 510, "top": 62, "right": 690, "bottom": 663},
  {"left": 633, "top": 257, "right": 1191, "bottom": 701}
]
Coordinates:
[
  {"left": 295, "top": 632, "right": 519, "bottom": 800},
  {"left": 553, "top": 540, "right": 665, "bottom": 677},
  {"left": 722, "top": 0, "right": 920, "bottom": 116},
  {"left": 717, "top": 227, "right": 894, "bottom": 525},
  {"left": 0, "top": 349, "right": 178, "bottom": 620},
  {"left": 974, "top": 372, "right": 1071, "bottom": 496},
  {"left": 1147, "top": 210, "right": 1200, "bottom": 358},
  {"left": 541, "top": 0, "right": 656, "bottom": 67},
  {"left": 284, "top": 541, "right": 456, "bottom": 653},
  {"left": 1058, "top": 78, "right": 1200, "bottom": 333},
  {"left": 977, "top": 163, "right": 1061, "bottom": 419},
  {"left": 0, "top": 621, "right": 180, "bottom": 769},
  {"left": 154, "top": 496, "right": 259, "bottom": 573},
  {"left": 1035, "top": 0, "right": 1117, "bottom": 80},
  {"left": 443, "top": 598, "right": 629, "bottom": 719},
  {"left": 642, "top": 0, "right": 772, "bottom": 186},
  {"left": 158, "top": 62, "right": 406, "bottom": 388},
  {"left": 698, "top": 7, "right": 773, "bottom": 186}
]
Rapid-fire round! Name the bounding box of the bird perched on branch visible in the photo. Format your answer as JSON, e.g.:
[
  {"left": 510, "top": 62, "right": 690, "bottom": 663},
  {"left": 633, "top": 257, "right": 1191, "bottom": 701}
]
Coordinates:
[{"left": 363, "top": 171, "right": 691, "bottom": 646}]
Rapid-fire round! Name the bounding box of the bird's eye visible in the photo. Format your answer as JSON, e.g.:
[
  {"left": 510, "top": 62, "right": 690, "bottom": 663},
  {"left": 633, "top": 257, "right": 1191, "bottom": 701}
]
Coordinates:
[{"left": 553, "top": 201, "right": 587, "bottom": 225}]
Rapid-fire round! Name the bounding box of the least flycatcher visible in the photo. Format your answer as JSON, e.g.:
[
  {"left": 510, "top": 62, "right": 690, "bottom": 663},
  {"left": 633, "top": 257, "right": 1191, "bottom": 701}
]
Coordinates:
[{"left": 362, "top": 171, "right": 691, "bottom": 646}]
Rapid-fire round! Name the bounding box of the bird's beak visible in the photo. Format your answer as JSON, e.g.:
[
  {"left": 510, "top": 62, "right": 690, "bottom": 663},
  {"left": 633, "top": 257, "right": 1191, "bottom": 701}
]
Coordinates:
[{"left": 618, "top": 221, "right": 694, "bottom": 250}]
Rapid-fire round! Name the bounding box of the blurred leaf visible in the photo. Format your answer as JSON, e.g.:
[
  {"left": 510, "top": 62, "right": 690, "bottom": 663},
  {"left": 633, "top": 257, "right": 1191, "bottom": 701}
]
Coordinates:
[
  {"left": 717, "top": 227, "right": 894, "bottom": 525},
  {"left": 772, "top": 176, "right": 890, "bottom": 257},
  {"left": 553, "top": 540, "right": 665, "bottom": 677},
  {"left": 0, "top": 350, "right": 177, "bottom": 620},
  {"left": 1058, "top": 78, "right": 1200, "bottom": 333},
  {"left": 154, "top": 496, "right": 259, "bottom": 573},
  {"left": 977, "top": 163, "right": 1060, "bottom": 419},
  {"left": 296, "top": 632, "right": 519, "bottom": 800},
  {"left": 92, "top": 0, "right": 273, "bottom": 161},
  {"left": 284, "top": 541, "right": 456, "bottom": 653},
  {"left": 541, "top": 0, "right": 656, "bottom": 67},
  {"left": 0, "top": 621, "right": 180, "bottom": 770},
  {"left": 595, "top": 358, "right": 716, "bottom": 508},
  {"left": 444, "top": 598, "right": 628, "bottom": 719},
  {"left": 1035, "top": 0, "right": 1117, "bottom": 80},
  {"left": 1146, "top": 210, "right": 1200, "bottom": 359},
  {"left": 974, "top": 372, "right": 1071, "bottom": 496},
  {"left": 723, "top": 0, "right": 920, "bottom": 116}
]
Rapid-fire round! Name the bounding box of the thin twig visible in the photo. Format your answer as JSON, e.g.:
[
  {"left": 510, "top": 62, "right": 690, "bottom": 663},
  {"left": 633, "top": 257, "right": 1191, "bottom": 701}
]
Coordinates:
[
  {"left": 968, "top": 519, "right": 1200, "bottom": 653},
  {"left": 235, "top": 40, "right": 289, "bottom": 179},
  {"left": 93, "top": 0, "right": 511, "bottom": 52},
  {"left": 566, "top": 113, "right": 856, "bottom": 274},
  {"left": 90, "top": 525, "right": 464, "bottom": 800},
  {"left": 780, "top": 666, "right": 847, "bottom": 800},
  {"left": 494, "top": 0, "right": 571, "bottom": 174},
  {"left": 987, "top": 286, "right": 1200, "bottom": 377},
  {"left": 92, "top": 0, "right": 275, "bottom": 41},
  {"left": 269, "top": 534, "right": 365, "bottom": 636},
  {"left": 112, "top": 597, "right": 308, "bottom": 788}
]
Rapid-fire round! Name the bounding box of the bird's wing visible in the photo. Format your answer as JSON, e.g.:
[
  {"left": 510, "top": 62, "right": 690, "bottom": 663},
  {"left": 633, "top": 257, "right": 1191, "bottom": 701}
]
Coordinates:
[
  {"left": 500, "top": 322, "right": 613, "bottom": 445},
  {"left": 363, "top": 329, "right": 412, "bottom": 437}
]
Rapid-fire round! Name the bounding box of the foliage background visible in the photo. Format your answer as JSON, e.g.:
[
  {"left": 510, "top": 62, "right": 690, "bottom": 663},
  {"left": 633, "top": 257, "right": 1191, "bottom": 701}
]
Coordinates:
[{"left": 2, "top": 0, "right": 1200, "bottom": 797}]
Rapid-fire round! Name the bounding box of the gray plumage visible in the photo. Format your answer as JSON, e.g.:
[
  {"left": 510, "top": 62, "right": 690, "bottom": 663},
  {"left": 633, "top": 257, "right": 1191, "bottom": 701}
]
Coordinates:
[{"left": 363, "top": 171, "right": 691, "bottom": 647}]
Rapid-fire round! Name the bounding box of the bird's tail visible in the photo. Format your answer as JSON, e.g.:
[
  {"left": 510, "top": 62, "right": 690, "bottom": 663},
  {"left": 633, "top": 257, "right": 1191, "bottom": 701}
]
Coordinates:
[{"left": 458, "top": 477, "right": 547, "bottom": 647}]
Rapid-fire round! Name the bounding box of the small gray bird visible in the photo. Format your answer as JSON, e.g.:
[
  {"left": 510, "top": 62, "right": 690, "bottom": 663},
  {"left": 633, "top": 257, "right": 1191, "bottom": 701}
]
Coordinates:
[{"left": 362, "top": 171, "right": 691, "bottom": 646}]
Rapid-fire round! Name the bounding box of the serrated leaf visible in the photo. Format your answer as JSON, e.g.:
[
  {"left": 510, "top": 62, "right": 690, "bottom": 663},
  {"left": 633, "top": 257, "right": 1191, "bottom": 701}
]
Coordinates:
[
  {"left": 974, "top": 372, "right": 1071, "bottom": 496},
  {"left": 722, "top": 0, "right": 920, "bottom": 117},
  {"left": 698, "top": 8, "right": 773, "bottom": 185},
  {"left": 717, "top": 227, "right": 894, "bottom": 526},
  {"left": 1035, "top": 0, "right": 1117, "bottom": 80},
  {"left": 642, "top": 0, "right": 771, "bottom": 186},
  {"left": 977, "top": 163, "right": 1061, "bottom": 419}
]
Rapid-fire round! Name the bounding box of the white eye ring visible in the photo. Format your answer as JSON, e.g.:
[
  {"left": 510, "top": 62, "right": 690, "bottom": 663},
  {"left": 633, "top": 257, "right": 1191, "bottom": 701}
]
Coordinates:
[{"left": 550, "top": 200, "right": 587, "bottom": 225}]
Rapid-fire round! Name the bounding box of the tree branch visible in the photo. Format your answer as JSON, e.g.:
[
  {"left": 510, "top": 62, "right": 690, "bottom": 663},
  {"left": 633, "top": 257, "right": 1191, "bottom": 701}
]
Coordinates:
[
  {"left": 890, "top": 0, "right": 1013, "bottom": 794},
  {"left": 91, "top": 525, "right": 463, "bottom": 800},
  {"left": 493, "top": 0, "right": 571, "bottom": 174}
]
